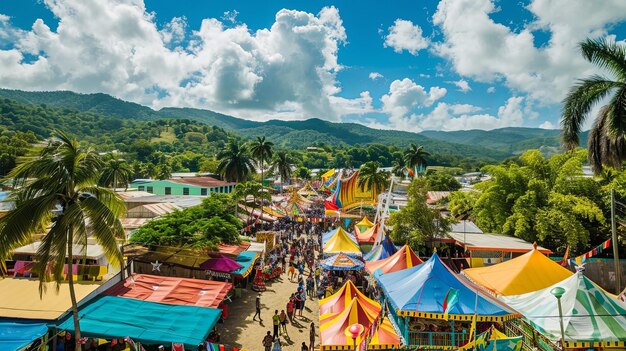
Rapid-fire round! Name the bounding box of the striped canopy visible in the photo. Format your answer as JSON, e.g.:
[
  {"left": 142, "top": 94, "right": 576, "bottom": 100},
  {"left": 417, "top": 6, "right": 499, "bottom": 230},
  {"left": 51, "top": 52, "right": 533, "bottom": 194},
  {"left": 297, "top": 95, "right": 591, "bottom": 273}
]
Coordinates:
[
  {"left": 364, "top": 231, "right": 398, "bottom": 261},
  {"left": 369, "top": 317, "right": 401, "bottom": 349},
  {"left": 365, "top": 244, "right": 423, "bottom": 275},
  {"left": 319, "top": 280, "right": 380, "bottom": 315},
  {"left": 500, "top": 272, "right": 626, "bottom": 348},
  {"left": 321, "top": 253, "right": 364, "bottom": 271},
  {"left": 356, "top": 223, "right": 379, "bottom": 244},
  {"left": 323, "top": 227, "right": 362, "bottom": 257},
  {"left": 355, "top": 216, "right": 375, "bottom": 233},
  {"left": 320, "top": 298, "right": 379, "bottom": 350}
]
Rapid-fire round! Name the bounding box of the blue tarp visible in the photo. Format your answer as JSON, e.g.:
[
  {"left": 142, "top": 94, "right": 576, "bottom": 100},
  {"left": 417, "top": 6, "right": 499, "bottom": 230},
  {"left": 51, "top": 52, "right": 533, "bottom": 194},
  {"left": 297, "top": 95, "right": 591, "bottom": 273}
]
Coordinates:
[
  {"left": 376, "top": 253, "right": 512, "bottom": 318},
  {"left": 0, "top": 322, "right": 48, "bottom": 351},
  {"left": 364, "top": 233, "right": 398, "bottom": 261},
  {"left": 57, "top": 296, "right": 221, "bottom": 349},
  {"left": 232, "top": 251, "right": 258, "bottom": 277}
]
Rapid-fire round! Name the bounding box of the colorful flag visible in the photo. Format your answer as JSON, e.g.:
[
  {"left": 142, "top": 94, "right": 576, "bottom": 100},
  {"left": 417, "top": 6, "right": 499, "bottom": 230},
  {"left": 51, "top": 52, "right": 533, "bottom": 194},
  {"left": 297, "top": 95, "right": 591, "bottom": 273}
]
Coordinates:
[{"left": 442, "top": 288, "right": 459, "bottom": 320}]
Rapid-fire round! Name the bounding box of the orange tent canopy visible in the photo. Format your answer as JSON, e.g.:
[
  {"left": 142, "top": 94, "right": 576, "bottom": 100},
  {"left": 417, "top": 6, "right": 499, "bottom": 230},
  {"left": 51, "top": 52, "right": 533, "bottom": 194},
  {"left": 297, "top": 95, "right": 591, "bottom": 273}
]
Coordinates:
[
  {"left": 365, "top": 244, "right": 423, "bottom": 275},
  {"left": 356, "top": 223, "right": 379, "bottom": 244},
  {"left": 370, "top": 317, "right": 401, "bottom": 349},
  {"left": 104, "top": 274, "right": 233, "bottom": 308},
  {"left": 319, "top": 280, "right": 380, "bottom": 315},
  {"left": 320, "top": 297, "right": 379, "bottom": 349}
]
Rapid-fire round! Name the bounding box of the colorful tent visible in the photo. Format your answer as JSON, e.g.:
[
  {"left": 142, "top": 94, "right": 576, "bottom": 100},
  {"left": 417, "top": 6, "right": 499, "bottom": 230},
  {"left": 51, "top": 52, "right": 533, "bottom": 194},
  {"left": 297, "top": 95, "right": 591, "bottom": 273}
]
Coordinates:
[
  {"left": 356, "top": 223, "right": 379, "bottom": 244},
  {"left": 365, "top": 244, "right": 423, "bottom": 275},
  {"left": 376, "top": 253, "right": 516, "bottom": 320},
  {"left": 355, "top": 216, "right": 375, "bottom": 233},
  {"left": 104, "top": 274, "right": 232, "bottom": 308},
  {"left": 369, "top": 317, "right": 401, "bottom": 349},
  {"left": 199, "top": 255, "right": 243, "bottom": 272},
  {"left": 231, "top": 251, "right": 259, "bottom": 278},
  {"left": 298, "top": 181, "right": 318, "bottom": 197},
  {"left": 500, "top": 272, "right": 626, "bottom": 348},
  {"left": 323, "top": 227, "right": 362, "bottom": 257},
  {"left": 462, "top": 249, "right": 573, "bottom": 296},
  {"left": 321, "top": 252, "right": 364, "bottom": 271},
  {"left": 323, "top": 227, "right": 358, "bottom": 246},
  {"left": 458, "top": 326, "right": 522, "bottom": 351},
  {"left": 57, "top": 296, "right": 221, "bottom": 349},
  {"left": 364, "top": 231, "right": 397, "bottom": 261},
  {"left": 320, "top": 298, "right": 379, "bottom": 350},
  {"left": 0, "top": 322, "right": 48, "bottom": 351},
  {"left": 326, "top": 170, "right": 378, "bottom": 210},
  {"left": 319, "top": 280, "right": 380, "bottom": 315}
]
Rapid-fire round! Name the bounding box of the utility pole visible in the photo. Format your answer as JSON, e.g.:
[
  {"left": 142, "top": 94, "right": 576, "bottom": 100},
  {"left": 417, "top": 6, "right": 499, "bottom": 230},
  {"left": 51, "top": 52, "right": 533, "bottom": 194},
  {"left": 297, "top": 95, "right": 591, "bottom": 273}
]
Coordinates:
[{"left": 611, "top": 188, "right": 621, "bottom": 294}]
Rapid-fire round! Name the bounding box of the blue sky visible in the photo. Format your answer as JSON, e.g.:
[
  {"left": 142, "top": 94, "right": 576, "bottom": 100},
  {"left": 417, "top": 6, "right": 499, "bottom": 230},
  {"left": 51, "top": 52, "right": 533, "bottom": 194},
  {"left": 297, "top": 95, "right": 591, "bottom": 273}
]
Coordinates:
[{"left": 0, "top": 0, "right": 625, "bottom": 132}]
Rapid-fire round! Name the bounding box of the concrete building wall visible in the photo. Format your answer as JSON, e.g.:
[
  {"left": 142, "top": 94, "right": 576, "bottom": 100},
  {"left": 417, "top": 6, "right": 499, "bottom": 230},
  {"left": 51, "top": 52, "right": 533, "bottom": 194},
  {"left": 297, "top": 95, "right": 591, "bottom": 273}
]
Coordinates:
[{"left": 130, "top": 180, "right": 234, "bottom": 196}]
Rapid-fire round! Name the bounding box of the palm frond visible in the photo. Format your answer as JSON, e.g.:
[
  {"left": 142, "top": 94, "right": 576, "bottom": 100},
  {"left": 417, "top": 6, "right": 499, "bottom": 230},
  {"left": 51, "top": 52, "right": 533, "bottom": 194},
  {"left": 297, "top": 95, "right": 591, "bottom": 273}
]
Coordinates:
[
  {"left": 581, "top": 38, "right": 626, "bottom": 82},
  {"left": 79, "top": 196, "right": 123, "bottom": 267}
]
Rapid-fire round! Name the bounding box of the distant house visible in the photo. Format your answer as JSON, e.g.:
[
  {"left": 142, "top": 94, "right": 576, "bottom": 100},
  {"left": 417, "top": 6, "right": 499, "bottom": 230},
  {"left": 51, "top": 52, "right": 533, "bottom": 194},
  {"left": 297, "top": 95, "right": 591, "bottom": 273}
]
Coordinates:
[{"left": 130, "top": 176, "right": 236, "bottom": 196}]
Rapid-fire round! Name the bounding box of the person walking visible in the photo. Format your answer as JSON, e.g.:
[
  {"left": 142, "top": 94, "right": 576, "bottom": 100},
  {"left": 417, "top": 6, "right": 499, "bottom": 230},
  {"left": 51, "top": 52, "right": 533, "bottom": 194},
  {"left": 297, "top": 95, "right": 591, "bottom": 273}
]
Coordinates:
[
  {"left": 287, "top": 296, "right": 295, "bottom": 322},
  {"left": 301, "top": 342, "right": 309, "bottom": 351},
  {"left": 263, "top": 331, "right": 273, "bottom": 351},
  {"left": 253, "top": 294, "right": 263, "bottom": 322},
  {"left": 279, "top": 309, "right": 288, "bottom": 334},
  {"left": 272, "top": 310, "right": 280, "bottom": 340},
  {"left": 309, "top": 322, "right": 316, "bottom": 351}
]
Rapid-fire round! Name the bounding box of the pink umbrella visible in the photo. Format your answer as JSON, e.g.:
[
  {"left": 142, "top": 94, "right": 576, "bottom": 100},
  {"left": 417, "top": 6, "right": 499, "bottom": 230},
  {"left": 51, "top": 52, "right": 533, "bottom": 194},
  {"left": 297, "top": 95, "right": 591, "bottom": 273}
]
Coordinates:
[{"left": 199, "top": 255, "right": 243, "bottom": 273}]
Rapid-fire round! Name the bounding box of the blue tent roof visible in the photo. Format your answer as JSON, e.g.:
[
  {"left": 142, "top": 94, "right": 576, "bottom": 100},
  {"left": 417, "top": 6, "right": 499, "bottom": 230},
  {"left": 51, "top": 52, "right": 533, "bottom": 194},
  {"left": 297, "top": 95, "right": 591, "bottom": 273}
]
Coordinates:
[
  {"left": 57, "top": 296, "right": 221, "bottom": 349},
  {"left": 0, "top": 322, "right": 48, "bottom": 351},
  {"left": 231, "top": 251, "right": 258, "bottom": 277},
  {"left": 321, "top": 253, "right": 365, "bottom": 271},
  {"left": 376, "top": 253, "right": 514, "bottom": 321},
  {"left": 364, "top": 233, "right": 397, "bottom": 261}
]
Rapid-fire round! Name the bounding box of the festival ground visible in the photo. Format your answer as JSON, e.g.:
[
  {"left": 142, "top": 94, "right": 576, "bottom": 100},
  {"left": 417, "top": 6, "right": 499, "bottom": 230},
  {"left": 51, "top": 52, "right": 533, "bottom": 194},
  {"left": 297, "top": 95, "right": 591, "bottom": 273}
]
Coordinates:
[{"left": 221, "top": 252, "right": 320, "bottom": 350}]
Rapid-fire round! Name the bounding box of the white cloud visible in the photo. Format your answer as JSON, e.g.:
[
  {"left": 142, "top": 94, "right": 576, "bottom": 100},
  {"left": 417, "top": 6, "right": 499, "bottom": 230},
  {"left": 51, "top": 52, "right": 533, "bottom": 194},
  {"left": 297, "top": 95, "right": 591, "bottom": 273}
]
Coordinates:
[
  {"left": 486, "top": 86, "right": 496, "bottom": 93},
  {"left": 450, "top": 79, "right": 471, "bottom": 93},
  {"left": 538, "top": 121, "right": 556, "bottom": 129},
  {"left": 432, "top": 0, "right": 626, "bottom": 105},
  {"left": 449, "top": 103, "right": 482, "bottom": 114},
  {"left": 378, "top": 78, "right": 446, "bottom": 131},
  {"left": 384, "top": 19, "right": 428, "bottom": 55},
  {"left": 221, "top": 10, "right": 239, "bottom": 24},
  {"left": 419, "top": 73, "right": 431, "bottom": 78},
  {"left": 0, "top": 1, "right": 373, "bottom": 121},
  {"left": 369, "top": 72, "right": 383, "bottom": 80}
]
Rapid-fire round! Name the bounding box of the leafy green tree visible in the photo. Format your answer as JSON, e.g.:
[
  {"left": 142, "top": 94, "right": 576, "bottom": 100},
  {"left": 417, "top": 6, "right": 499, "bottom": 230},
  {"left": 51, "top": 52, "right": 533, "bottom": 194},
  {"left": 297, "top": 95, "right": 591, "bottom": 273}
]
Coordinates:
[
  {"left": 388, "top": 178, "right": 448, "bottom": 253},
  {"left": 154, "top": 163, "right": 172, "bottom": 180},
  {"left": 250, "top": 136, "right": 274, "bottom": 185},
  {"left": 99, "top": 155, "right": 133, "bottom": 190},
  {"left": 233, "top": 181, "right": 270, "bottom": 221},
  {"left": 561, "top": 38, "right": 626, "bottom": 172},
  {"left": 295, "top": 166, "right": 312, "bottom": 180},
  {"left": 357, "top": 161, "right": 389, "bottom": 195},
  {"left": 271, "top": 151, "right": 292, "bottom": 192},
  {"left": 425, "top": 172, "right": 462, "bottom": 191},
  {"left": 216, "top": 139, "right": 256, "bottom": 182},
  {"left": 403, "top": 144, "right": 430, "bottom": 176},
  {"left": 0, "top": 132, "right": 125, "bottom": 351}
]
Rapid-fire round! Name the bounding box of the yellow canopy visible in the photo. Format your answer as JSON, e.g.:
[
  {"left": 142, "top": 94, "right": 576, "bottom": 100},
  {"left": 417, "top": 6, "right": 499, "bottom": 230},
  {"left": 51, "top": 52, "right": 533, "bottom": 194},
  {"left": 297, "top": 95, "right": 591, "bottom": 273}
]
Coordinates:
[
  {"left": 323, "top": 227, "right": 362, "bottom": 256},
  {"left": 355, "top": 217, "right": 375, "bottom": 234},
  {"left": 462, "top": 249, "right": 573, "bottom": 296},
  {"left": 458, "top": 326, "right": 520, "bottom": 351},
  {"left": 0, "top": 278, "right": 100, "bottom": 320},
  {"left": 321, "top": 169, "right": 335, "bottom": 182},
  {"left": 298, "top": 181, "right": 318, "bottom": 197}
]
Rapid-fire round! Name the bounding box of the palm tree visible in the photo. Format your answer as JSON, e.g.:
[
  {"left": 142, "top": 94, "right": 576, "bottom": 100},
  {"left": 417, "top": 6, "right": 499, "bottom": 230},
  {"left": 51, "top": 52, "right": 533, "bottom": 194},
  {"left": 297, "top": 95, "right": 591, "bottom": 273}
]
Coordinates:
[
  {"left": 0, "top": 131, "right": 125, "bottom": 351},
  {"left": 562, "top": 38, "right": 626, "bottom": 172},
  {"left": 99, "top": 155, "right": 133, "bottom": 190},
  {"left": 357, "top": 161, "right": 390, "bottom": 196},
  {"left": 216, "top": 139, "right": 256, "bottom": 182},
  {"left": 403, "top": 144, "right": 430, "bottom": 176},
  {"left": 271, "top": 151, "right": 292, "bottom": 193},
  {"left": 249, "top": 136, "right": 274, "bottom": 186},
  {"left": 391, "top": 159, "right": 406, "bottom": 179}
]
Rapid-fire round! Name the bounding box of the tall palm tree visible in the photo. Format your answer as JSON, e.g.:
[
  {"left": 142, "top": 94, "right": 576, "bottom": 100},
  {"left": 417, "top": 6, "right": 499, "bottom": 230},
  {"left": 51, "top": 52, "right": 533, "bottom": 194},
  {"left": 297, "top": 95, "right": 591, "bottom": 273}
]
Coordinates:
[
  {"left": 271, "top": 151, "right": 292, "bottom": 193},
  {"left": 216, "top": 139, "right": 256, "bottom": 182},
  {"left": 391, "top": 159, "right": 406, "bottom": 179},
  {"left": 403, "top": 144, "right": 430, "bottom": 176},
  {"left": 99, "top": 155, "right": 133, "bottom": 190},
  {"left": 249, "top": 136, "right": 274, "bottom": 186},
  {"left": 562, "top": 38, "right": 626, "bottom": 172},
  {"left": 357, "top": 161, "right": 390, "bottom": 196},
  {"left": 0, "top": 131, "right": 125, "bottom": 351}
]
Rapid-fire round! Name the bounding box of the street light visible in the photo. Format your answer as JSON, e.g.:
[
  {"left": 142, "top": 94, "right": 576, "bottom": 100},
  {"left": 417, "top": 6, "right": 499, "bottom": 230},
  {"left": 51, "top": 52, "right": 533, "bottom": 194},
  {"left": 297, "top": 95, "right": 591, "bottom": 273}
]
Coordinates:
[
  {"left": 345, "top": 323, "right": 364, "bottom": 350},
  {"left": 550, "top": 286, "right": 566, "bottom": 350}
]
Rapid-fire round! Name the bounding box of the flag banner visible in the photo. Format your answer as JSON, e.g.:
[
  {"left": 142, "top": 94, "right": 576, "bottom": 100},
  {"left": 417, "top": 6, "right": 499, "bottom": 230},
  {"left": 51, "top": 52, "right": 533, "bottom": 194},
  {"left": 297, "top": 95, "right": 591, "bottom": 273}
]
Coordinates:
[
  {"left": 571, "top": 239, "right": 611, "bottom": 266},
  {"left": 442, "top": 288, "right": 459, "bottom": 320}
]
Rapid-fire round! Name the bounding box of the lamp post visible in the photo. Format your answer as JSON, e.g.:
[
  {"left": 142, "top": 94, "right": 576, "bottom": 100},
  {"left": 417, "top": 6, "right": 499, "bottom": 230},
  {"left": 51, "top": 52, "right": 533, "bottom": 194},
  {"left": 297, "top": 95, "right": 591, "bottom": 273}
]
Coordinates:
[
  {"left": 550, "top": 287, "right": 566, "bottom": 350},
  {"left": 345, "top": 323, "right": 364, "bottom": 351}
]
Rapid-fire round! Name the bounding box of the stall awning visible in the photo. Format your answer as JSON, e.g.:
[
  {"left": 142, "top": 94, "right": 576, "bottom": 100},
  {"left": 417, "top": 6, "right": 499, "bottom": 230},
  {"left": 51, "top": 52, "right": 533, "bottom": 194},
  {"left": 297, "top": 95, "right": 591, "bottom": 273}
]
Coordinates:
[
  {"left": 57, "top": 296, "right": 221, "bottom": 349},
  {"left": 104, "top": 274, "right": 232, "bottom": 308},
  {"left": 231, "top": 251, "right": 259, "bottom": 278},
  {"left": 0, "top": 322, "right": 48, "bottom": 351},
  {"left": 0, "top": 278, "right": 100, "bottom": 320},
  {"left": 447, "top": 232, "right": 552, "bottom": 254}
]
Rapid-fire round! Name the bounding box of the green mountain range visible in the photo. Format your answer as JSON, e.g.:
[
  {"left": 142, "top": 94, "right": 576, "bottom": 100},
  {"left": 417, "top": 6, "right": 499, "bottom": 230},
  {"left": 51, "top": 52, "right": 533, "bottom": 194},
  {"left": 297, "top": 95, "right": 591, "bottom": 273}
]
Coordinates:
[{"left": 0, "top": 89, "right": 580, "bottom": 159}]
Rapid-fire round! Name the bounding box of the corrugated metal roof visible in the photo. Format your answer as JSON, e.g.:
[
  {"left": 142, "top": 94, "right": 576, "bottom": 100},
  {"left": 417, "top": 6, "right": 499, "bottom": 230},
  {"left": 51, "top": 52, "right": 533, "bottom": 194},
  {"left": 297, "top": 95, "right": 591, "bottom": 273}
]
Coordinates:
[
  {"left": 169, "top": 176, "right": 236, "bottom": 188},
  {"left": 141, "top": 202, "right": 182, "bottom": 216},
  {"left": 13, "top": 241, "right": 107, "bottom": 259},
  {"left": 447, "top": 232, "right": 552, "bottom": 254}
]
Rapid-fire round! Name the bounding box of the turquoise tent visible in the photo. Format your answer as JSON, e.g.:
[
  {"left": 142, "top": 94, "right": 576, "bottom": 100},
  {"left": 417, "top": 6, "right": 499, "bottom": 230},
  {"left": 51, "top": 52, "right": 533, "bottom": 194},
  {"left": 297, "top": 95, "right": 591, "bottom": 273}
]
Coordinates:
[
  {"left": 364, "top": 232, "right": 397, "bottom": 261},
  {"left": 57, "top": 296, "right": 221, "bottom": 348},
  {"left": 0, "top": 322, "right": 48, "bottom": 351},
  {"left": 376, "top": 253, "right": 515, "bottom": 321}
]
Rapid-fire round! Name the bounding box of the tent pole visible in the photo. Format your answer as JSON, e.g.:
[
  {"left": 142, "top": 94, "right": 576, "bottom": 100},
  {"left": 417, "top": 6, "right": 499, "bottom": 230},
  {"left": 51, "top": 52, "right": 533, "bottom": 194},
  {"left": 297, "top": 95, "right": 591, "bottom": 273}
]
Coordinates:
[{"left": 611, "top": 188, "right": 621, "bottom": 294}]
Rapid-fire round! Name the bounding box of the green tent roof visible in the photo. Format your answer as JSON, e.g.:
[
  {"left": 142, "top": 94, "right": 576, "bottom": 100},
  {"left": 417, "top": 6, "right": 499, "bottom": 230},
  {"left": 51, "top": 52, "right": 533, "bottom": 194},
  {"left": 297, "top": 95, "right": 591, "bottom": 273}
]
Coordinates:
[{"left": 57, "top": 296, "right": 221, "bottom": 348}]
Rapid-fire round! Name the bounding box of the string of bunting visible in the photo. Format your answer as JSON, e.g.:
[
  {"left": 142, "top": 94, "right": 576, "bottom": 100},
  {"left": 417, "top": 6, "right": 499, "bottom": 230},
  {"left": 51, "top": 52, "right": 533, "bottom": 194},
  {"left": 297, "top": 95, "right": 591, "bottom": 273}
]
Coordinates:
[{"left": 569, "top": 239, "right": 611, "bottom": 266}]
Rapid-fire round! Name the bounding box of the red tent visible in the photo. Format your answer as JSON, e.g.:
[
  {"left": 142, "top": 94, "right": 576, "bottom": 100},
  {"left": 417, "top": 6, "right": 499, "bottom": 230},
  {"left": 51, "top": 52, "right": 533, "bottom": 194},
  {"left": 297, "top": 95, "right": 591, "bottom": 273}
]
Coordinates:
[{"left": 365, "top": 244, "right": 423, "bottom": 275}]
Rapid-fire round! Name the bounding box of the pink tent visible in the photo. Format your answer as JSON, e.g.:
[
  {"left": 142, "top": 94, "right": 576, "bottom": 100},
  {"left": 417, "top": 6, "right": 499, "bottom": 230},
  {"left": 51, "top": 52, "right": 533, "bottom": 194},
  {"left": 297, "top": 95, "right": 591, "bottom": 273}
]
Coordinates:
[{"left": 199, "top": 255, "right": 243, "bottom": 273}]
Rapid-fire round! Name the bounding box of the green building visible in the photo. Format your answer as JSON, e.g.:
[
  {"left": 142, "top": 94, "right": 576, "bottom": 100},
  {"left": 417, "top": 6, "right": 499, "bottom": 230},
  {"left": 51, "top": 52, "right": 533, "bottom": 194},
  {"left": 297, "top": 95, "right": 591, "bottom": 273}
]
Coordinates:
[{"left": 130, "top": 176, "right": 236, "bottom": 196}]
